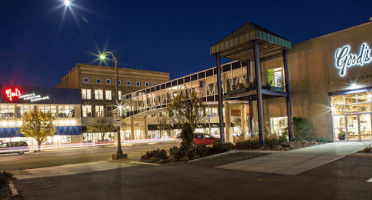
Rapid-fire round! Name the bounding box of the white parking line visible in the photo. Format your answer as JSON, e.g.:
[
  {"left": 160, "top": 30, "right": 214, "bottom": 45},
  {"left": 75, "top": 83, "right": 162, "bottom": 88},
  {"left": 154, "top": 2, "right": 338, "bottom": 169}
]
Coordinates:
[{"left": 367, "top": 177, "right": 372, "bottom": 183}]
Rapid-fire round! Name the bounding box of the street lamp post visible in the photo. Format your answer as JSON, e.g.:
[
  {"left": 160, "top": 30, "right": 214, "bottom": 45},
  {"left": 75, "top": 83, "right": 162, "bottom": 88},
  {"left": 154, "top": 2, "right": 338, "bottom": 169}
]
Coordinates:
[{"left": 100, "top": 51, "right": 127, "bottom": 160}]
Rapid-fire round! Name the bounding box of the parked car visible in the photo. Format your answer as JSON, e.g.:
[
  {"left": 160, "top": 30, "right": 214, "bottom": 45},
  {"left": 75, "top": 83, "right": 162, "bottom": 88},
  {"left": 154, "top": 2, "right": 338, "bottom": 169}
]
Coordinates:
[
  {"left": 0, "top": 142, "right": 29, "bottom": 155},
  {"left": 193, "top": 133, "right": 221, "bottom": 145}
]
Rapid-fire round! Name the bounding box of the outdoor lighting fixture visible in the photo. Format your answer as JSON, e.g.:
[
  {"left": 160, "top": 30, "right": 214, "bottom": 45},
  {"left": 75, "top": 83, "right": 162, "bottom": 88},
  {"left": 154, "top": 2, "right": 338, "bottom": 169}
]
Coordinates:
[
  {"left": 99, "top": 54, "right": 106, "bottom": 60},
  {"left": 350, "top": 83, "right": 358, "bottom": 89},
  {"left": 64, "top": 0, "right": 71, "bottom": 6}
]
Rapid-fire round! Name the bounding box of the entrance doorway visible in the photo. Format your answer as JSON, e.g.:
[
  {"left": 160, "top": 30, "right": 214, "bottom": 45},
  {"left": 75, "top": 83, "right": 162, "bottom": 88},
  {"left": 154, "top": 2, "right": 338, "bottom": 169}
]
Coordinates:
[{"left": 331, "top": 92, "right": 372, "bottom": 141}]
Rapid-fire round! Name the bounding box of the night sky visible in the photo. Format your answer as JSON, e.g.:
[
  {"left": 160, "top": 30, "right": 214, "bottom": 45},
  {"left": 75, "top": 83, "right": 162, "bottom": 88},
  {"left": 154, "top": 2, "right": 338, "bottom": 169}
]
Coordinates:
[{"left": 1, "top": 0, "right": 371, "bottom": 88}]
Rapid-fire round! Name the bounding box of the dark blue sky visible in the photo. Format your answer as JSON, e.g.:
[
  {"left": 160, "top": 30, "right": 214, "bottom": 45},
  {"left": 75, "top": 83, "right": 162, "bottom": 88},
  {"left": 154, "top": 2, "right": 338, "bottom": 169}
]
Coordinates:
[{"left": 1, "top": 0, "right": 371, "bottom": 87}]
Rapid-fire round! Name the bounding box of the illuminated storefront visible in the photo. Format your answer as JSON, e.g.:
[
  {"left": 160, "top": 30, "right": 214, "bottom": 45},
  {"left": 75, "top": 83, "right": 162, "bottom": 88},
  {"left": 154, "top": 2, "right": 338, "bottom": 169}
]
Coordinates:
[{"left": 0, "top": 86, "right": 82, "bottom": 149}]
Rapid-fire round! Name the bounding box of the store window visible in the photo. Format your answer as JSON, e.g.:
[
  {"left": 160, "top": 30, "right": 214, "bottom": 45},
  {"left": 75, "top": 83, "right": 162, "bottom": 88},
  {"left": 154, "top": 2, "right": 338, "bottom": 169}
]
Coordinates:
[
  {"left": 83, "top": 77, "right": 89, "bottom": 83},
  {"left": 58, "top": 105, "right": 75, "bottom": 118},
  {"left": 82, "top": 89, "right": 91, "bottom": 99},
  {"left": 61, "top": 136, "right": 72, "bottom": 144},
  {"left": 95, "top": 105, "right": 104, "bottom": 117},
  {"left": 332, "top": 92, "right": 372, "bottom": 141},
  {"left": 270, "top": 117, "right": 288, "bottom": 136},
  {"left": 38, "top": 105, "right": 57, "bottom": 117},
  {"left": 105, "top": 90, "right": 112, "bottom": 100},
  {"left": 82, "top": 105, "right": 92, "bottom": 117},
  {"left": 96, "top": 78, "right": 101, "bottom": 84},
  {"left": 94, "top": 89, "right": 103, "bottom": 100},
  {"left": 17, "top": 105, "right": 34, "bottom": 118},
  {"left": 0, "top": 104, "right": 15, "bottom": 119},
  {"left": 106, "top": 79, "right": 111, "bottom": 84}
]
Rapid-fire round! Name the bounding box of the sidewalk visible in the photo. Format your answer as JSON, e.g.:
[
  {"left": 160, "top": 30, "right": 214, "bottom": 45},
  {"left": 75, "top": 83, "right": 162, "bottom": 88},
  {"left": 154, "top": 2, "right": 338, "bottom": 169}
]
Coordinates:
[{"left": 217, "top": 142, "right": 368, "bottom": 175}]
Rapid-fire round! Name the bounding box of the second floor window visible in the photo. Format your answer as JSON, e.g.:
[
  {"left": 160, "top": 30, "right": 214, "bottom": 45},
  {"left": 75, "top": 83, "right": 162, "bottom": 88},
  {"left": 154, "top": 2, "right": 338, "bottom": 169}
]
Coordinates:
[
  {"left": 118, "top": 91, "right": 122, "bottom": 100},
  {"left": 105, "top": 90, "right": 112, "bottom": 100},
  {"left": 106, "top": 79, "right": 111, "bottom": 84},
  {"left": 81, "top": 89, "right": 91, "bottom": 99},
  {"left": 118, "top": 80, "right": 121, "bottom": 85},
  {"left": 127, "top": 81, "right": 131, "bottom": 86},
  {"left": 83, "top": 77, "right": 89, "bottom": 83},
  {"left": 145, "top": 82, "right": 149, "bottom": 87},
  {"left": 95, "top": 89, "right": 103, "bottom": 100},
  {"left": 82, "top": 105, "right": 92, "bottom": 117},
  {"left": 95, "top": 105, "right": 104, "bottom": 117},
  {"left": 96, "top": 78, "right": 101, "bottom": 84},
  {"left": 136, "top": 81, "right": 140, "bottom": 86}
]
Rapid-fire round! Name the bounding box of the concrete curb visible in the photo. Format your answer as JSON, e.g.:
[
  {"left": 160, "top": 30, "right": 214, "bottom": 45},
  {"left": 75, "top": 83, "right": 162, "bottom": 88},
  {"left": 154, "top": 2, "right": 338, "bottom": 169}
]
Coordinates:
[
  {"left": 187, "top": 150, "right": 271, "bottom": 163},
  {"left": 346, "top": 152, "right": 372, "bottom": 157},
  {"left": 129, "top": 161, "right": 161, "bottom": 166}
]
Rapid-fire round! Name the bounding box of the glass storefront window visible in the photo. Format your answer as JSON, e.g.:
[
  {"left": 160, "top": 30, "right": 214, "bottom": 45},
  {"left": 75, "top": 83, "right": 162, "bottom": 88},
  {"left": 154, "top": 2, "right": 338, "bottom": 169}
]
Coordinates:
[
  {"left": 345, "top": 94, "right": 357, "bottom": 104},
  {"left": 58, "top": 105, "right": 75, "bottom": 118},
  {"left": 333, "top": 115, "right": 345, "bottom": 141},
  {"left": 358, "top": 103, "right": 371, "bottom": 112},
  {"left": 359, "top": 114, "right": 372, "bottom": 140},
  {"left": 332, "top": 96, "right": 344, "bottom": 104},
  {"left": 333, "top": 104, "right": 345, "bottom": 115},
  {"left": 345, "top": 105, "right": 358, "bottom": 113},
  {"left": 270, "top": 117, "right": 288, "bottom": 136},
  {"left": 0, "top": 104, "right": 15, "bottom": 119}
]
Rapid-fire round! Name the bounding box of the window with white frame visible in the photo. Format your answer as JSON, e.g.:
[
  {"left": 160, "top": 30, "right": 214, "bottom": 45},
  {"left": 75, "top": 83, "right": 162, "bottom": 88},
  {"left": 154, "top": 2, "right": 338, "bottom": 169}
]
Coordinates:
[
  {"left": 118, "top": 91, "right": 122, "bottom": 100},
  {"left": 17, "top": 105, "right": 34, "bottom": 118},
  {"left": 94, "top": 89, "right": 103, "bottom": 100},
  {"left": 58, "top": 105, "right": 75, "bottom": 118},
  {"left": 153, "top": 83, "right": 157, "bottom": 85},
  {"left": 82, "top": 105, "right": 92, "bottom": 117},
  {"left": 95, "top": 105, "right": 104, "bottom": 117},
  {"left": 105, "top": 90, "right": 112, "bottom": 100},
  {"left": 96, "top": 78, "right": 101, "bottom": 84},
  {"left": 38, "top": 105, "right": 57, "bottom": 117},
  {"left": 106, "top": 79, "right": 111, "bottom": 84},
  {"left": 83, "top": 77, "right": 89, "bottom": 83},
  {"left": 145, "top": 82, "right": 149, "bottom": 87},
  {"left": 81, "top": 89, "right": 91, "bottom": 99},
  {"left": 0, "top": 104, "right": 15, "bottom": 119},
  {"left": 136, "top": 81, "right": 140, "bottom": 86},
  {"left": 118, "top": 80, "right": 121, "bottom": 85},
  {"left": 127, "top": 81, "right": 131, "bottom": 86}
]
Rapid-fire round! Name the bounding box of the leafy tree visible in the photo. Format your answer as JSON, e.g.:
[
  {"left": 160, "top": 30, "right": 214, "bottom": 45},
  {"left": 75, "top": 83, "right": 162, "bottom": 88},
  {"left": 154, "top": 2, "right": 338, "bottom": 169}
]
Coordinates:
[
  {"left": 166, "top": 91, "right": 206, "bottom": 130},
  {"left": 87, "top": 117, "right": 116, "bottom": 141},
  {"left": 20, "top": 110, "right": 56, "bottom": 152},
  {"left": 155, "top": 114, "right": 172, "bottom": 138}
]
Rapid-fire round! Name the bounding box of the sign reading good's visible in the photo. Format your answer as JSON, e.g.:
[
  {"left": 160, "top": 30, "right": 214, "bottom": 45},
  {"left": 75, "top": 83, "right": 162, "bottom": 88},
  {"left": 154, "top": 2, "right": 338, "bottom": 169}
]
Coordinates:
[
  {"left": 4, "top": 88, "right": 49, "bottom": 102},
  {"left": 335, "top": 43, "right": 372, "bottom": 77},
  {"left": 5, "top": 88, "right": 22, "bottom": 101}
]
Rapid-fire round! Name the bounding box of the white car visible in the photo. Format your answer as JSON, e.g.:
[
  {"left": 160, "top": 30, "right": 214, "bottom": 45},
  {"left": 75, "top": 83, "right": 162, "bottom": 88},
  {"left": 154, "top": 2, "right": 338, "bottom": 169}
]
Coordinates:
[{"left": 0, "top": 142, "right": 30, "bottom": 155}]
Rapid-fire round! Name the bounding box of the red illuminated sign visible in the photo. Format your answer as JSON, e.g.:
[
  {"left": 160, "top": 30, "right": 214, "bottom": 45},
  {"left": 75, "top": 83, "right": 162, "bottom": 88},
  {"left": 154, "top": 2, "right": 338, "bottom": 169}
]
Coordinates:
[{"left": 5, "top": 88, "right": 22, "bottom": 101}]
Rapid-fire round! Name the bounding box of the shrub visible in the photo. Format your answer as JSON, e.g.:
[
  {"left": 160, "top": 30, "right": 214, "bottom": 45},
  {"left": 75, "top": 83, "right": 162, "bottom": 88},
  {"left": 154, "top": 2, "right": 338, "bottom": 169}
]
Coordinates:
[
  {"left": 208, "top": 142, "right": 233, "bottom": 154},
  {"left": 265, "top": 134, "right": 287, "bottom": 148},
  {"left": 315, "top": 137, "right": 327, "bottom": 143},
  {"left": 0, "top": 171, "right": 15, "bottom": 199},
  {"left": 195, "top": 144, "right": 209, "bottom": 157},
  {"left": 235, "top": 139, "right": 262, "bottom": 150},
  {"left": 141, "top": 148, "right": 169, "bottom": 163},
  {"left": 293, "top": 117, "right": 312, "bottom": 141}
]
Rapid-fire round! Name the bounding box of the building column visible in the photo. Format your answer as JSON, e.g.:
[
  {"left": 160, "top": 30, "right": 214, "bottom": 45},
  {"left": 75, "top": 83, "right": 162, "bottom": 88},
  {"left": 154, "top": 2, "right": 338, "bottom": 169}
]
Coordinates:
[
  {"left": 130, "top": 117, "right": 135, "bottom": 140},
  {"left": 144, "top": 117, "right": 148, "bottom": 139},
  {"left": 224, "top": 102, "right": 232, "bottom": 143},
  {"left": 215, "top": 53, "right": 225, "bottom": 143},
  {"left": 283, "top": 49, "right": 294, "bottom": 140},
  {"left": 241, "top": 104, "right": 248, "bottom": 140},
  {"left": 246, "top": 60, "right": 251, "bottom": 83},
  {"left": 248, "top": 101, "right": 255, "bottom": 137},
  {"left": 253, "top": 40, "right": 265, "bottom": 145}
]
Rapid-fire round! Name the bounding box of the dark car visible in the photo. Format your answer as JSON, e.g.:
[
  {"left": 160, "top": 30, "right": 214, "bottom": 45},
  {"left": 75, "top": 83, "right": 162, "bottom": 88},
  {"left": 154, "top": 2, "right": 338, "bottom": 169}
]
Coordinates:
[
  {"left": 193, "top": 133, "right": 220, "bottom": 145},
  {"left": 0, "top": 142, "right": 30, "bottom": 155}
]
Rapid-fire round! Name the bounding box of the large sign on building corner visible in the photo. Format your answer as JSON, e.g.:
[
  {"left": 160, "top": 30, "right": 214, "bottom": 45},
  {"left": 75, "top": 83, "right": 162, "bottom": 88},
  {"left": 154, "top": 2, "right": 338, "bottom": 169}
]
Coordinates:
[{"left": 335, "top": 42, "right": 372, "bottom": 77}]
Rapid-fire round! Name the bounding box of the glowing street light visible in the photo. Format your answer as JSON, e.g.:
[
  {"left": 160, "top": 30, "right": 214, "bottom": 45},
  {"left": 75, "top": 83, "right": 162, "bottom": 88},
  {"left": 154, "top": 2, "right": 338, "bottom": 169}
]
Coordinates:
[
  {"left": 99, "top": 51, "right": 127, "bottom": 160},
  {"left": 64, "top": 0, "right": 71, "bottom": 6}
]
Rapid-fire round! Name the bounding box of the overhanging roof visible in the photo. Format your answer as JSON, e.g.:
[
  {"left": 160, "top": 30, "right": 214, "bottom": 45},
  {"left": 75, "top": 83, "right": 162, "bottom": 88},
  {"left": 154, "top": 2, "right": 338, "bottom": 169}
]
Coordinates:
[{"left": 210, "top": 22, "right": 292, "bottom": 61}]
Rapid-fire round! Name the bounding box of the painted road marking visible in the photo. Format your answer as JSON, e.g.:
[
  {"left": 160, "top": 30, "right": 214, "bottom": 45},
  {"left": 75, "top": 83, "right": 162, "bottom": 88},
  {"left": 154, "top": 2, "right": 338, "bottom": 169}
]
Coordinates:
[{"left": 367, "top": 177, "right": 372, "bottom": 183}]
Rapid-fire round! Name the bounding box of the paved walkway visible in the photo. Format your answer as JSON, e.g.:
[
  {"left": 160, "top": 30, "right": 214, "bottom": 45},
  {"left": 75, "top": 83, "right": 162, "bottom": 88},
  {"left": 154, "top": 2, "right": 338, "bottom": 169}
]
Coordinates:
[
  {"left": 14, "top": 161, "right": 135, "bottom": 180},
  {"left": 217, "top": 142, "right": 369, "bottom": 175}
]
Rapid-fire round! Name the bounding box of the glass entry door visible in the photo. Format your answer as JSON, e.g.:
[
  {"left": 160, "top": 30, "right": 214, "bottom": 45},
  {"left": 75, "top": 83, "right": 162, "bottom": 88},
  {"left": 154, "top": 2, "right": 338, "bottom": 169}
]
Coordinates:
[
  {"left": 359, "top": 114, "right": 372, "bottom": 140},
  {"left": 346, "top": 115, "right": 359, "bottom": 141}
]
